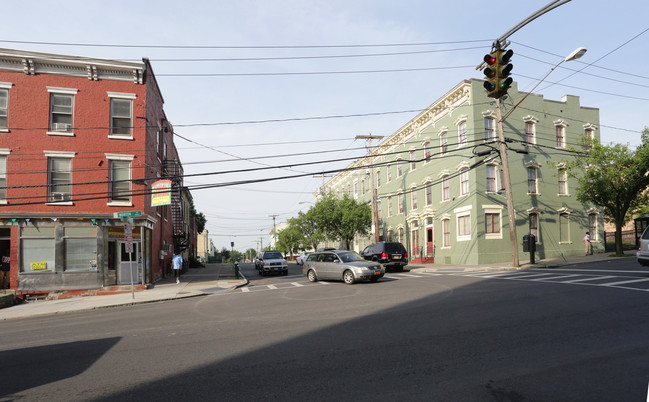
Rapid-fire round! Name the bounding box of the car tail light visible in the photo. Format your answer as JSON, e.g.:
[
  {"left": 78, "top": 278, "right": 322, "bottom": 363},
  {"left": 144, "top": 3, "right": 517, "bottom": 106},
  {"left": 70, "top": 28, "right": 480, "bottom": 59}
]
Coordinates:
[
  {"left": 404, "top": 252, "right": 408, "bottom": 259},
  {"left": 381, "top": 252, "right": 388, "bottom": 259}
]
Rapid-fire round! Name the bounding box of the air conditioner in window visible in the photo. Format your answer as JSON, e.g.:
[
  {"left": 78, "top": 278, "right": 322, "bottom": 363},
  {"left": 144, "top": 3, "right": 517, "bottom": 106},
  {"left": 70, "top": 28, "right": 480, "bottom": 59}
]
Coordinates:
[
  {"left": 50, "top": 192, "right": 70, "bottom": 202},
  {"left": 52, "top": 122, "right": 72, "bottom": 132}
]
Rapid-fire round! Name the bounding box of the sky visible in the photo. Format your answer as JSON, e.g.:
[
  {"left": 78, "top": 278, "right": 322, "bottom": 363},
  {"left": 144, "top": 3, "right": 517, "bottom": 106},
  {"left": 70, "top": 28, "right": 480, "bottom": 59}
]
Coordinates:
[{"left": 3, "top": 0, "right": 648, "bottom": 252}]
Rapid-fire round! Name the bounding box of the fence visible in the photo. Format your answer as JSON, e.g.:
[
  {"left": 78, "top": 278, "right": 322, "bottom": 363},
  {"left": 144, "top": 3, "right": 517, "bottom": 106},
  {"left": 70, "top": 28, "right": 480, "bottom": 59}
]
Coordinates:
[{"left": 604, "top": 230, "right": 636, "bottom": 252}]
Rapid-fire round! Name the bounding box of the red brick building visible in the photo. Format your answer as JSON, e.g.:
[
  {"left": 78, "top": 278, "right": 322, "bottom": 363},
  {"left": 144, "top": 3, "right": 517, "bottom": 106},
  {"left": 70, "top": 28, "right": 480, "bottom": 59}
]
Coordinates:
[{"left": 0, "top": 48, "right": 194, "bottom": 295}]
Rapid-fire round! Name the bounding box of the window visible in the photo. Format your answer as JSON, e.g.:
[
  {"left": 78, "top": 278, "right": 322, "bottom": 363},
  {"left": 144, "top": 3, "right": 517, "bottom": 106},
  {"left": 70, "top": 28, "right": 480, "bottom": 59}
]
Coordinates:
[
  {"left": 440, "top": 132, "right": 448, "bottom": 155},
  {"left": 425, "top": 182, "right": 432, "bottom": 206},
  {"left": 109, "top": 159, "right": 131, "bottom": 203},
  {"left": 410, "top": 150, "right": 416, "bottom": 170},
  {"left": 460, "top": 169, "right": 469, "bottom": 196},
  {"left": 529, "top": 213, "right": 539, "bottom": 242},
  {"left": 555, "top": 120, "right": 567, "bottom": 149},
  {"left": 354, "top": 181, "right": 358, "bottom": 197},
  {"left": 376, "top": 170, "right": 381, "bottom": 188},
  {"left": 424, "top": 141, "right": 431, "bottom": 163},
  {"left": 0, "top": 85, "right": 9, "bottom": 131},
  {"left": 50, "top": 93, "right": 73, "bottom": 133},
  {"left": 560, "top": 213, "right": 570, "bottom": 243},
  {"left": 484, "top": 117, "right": 495, "bottom": 142},
  {"left": 387, "top": 164, "right": 392, "bottom": 182},
  {"left": 387, "top": 196, "right": 392, "bottom": 217},
  {"left": 47, "top": 87, "right": 77, "bottom": 135},
  {"left": 20, "top": 227, "right": 55, "bottom": 272},
  {"left": 442, "top": 175, "right": 450, "bottom": 201},
  {"left": 458, "top": 120, "right": 467, "bottom": 145},
  {"left": 558, "top": 169, "right": 568, "bottom": 195},
  {"left": 397, "top": 159, "right": 403, "bottom": 177},
  {"left": 485, "top": 213, "right": 500, "bottom": 235},
  {"left": 486, "top": 165, "right": 498, "bottom": 193},
  {"left": 527, "top": 167, "right": 537, "bottom": 194},
  {"left": 584, "top": 124, "right": 596, "bottom": 151},
  {"left": 47, "top": 155, "right": 73, "bottom": 203},
  {"left": 523, "top": 116, "right": 538, "bottom": 145},
  {"left": 589, "top": 213, "right": 598, "bottom": 241},
  {"left": 64, "top": 227, "right": 98, "bottom": 272},
  {"left": 442, "top": 219, "right": 450, "bottom": 248},
  {"left": 411, "top": 187, "right": 417, "bottom": 210},
  {"left": 398, "top": 192, "right": 404, "bottom": 214},
  {"left": 456, "top": 210, "right": 471, "bottom": 242},
  {"left": 108, "top": 92, "right": 136, "bottom": 138},
  {"left": 361, "top": 179, "right": 366, "bottom": 195},
  {"left": 0, "top": 154, "right": 6, "bottom": 202},
  {"left": 398, "top": 227, "right": 405, "bottom": 244}
]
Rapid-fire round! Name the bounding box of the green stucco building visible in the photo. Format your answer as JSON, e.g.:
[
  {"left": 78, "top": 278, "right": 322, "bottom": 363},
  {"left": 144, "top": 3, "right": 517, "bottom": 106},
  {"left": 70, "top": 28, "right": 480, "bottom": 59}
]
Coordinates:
[{"left": 323, "top": 79, "right": 602, "bottom": 265}]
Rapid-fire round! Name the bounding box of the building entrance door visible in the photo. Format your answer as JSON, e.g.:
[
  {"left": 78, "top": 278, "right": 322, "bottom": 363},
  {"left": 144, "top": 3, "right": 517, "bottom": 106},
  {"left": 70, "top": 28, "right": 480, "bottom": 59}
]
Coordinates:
[{"left": 117, "top": 241, "right": 140, "bottom": 285}]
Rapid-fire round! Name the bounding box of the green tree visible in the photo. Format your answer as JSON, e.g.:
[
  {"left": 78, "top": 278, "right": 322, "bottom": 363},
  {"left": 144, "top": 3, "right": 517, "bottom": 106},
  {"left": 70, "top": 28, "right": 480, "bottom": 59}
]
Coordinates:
[
  {"left": 563, "top": 128, "right": 649, "bottom": 255},
  {"left": 311, "top": 193, "right": 371, "bottom": 249},
  {"left": 276, "top": 224, "right": 302, "bottom": 259},
  {"left": 291, "top": 211, "right": 324, "bottom": 251},
  {"left": 245, "top": 248, "right": 257, "bottom": 262}
]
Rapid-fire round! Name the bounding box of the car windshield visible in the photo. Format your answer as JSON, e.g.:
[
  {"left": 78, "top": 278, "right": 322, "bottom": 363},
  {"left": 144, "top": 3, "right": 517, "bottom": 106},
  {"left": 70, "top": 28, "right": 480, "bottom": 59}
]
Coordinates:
[
  {"left": 337, "top": 251, "right": 364, "bottom": 263},
  {"left": 264, "top": 252, "right": 283, "bottom": 259}
]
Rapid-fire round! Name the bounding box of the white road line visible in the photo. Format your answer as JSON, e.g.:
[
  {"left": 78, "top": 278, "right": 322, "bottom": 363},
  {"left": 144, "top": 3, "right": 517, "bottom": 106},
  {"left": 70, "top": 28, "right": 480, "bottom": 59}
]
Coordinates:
[
  {"left": 291, "top": 282, "right": 304, "bottom": 287},
  {"left": 241, "top": 287, "right": 250, "bottom": 292},
  {"left": 529, "top": 274, "right": 581, "bottom": 281},
  {"left": 267, "top": 284, "right": 277, "bottom": 290},
  {"left": 563, "top": 276, "right": 616, "bottom": 283},
  {"left": 604, "top": 277, "right": 649, "bottom": 286},
  {"left": 393, "top": 273, "right": 423, "bottom": 278}
]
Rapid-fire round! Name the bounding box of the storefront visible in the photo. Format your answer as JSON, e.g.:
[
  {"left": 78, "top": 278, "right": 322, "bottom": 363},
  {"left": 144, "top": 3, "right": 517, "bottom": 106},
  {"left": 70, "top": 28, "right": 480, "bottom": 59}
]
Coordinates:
[{"left": 1, "top": 214, "right": 155, "bottom": 293}]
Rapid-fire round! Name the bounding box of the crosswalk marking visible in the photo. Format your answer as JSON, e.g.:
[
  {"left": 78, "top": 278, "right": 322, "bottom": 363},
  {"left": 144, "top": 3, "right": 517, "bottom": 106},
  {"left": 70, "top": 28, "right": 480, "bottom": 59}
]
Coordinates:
[
  {"left": 604, "top": 277, "right": 649, "bottom": 286},
  {"left": 562, "top": 276, "right": 616, "bottom": 283},
  {"left": 291, "top": 282, "right": 304, "bottom": 287}
]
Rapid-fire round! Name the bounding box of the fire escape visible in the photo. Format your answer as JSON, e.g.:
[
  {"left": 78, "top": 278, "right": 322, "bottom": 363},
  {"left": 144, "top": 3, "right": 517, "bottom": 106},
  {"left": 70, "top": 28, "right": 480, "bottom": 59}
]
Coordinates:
[{"left": 163, "top": 158, "right": 189, "bottom": 252}]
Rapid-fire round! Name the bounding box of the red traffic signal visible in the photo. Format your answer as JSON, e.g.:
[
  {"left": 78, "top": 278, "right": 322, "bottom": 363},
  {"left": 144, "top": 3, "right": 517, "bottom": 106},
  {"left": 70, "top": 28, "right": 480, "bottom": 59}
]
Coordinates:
[{"left": 483, "top": 48, "right": 514, "bottom": 99}]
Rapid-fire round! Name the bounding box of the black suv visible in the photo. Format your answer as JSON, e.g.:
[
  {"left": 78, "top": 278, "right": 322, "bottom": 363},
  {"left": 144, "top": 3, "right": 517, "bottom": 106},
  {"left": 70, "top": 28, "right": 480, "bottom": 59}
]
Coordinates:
[{"left": 360, "top": 242, "right": 408, "bottom": 271}]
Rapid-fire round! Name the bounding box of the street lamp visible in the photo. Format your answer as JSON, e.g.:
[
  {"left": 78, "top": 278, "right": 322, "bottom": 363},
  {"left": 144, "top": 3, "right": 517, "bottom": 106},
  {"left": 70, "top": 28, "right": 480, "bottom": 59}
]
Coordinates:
[{"left": 496, "top": 46, "right": 586, "bottom": 267}]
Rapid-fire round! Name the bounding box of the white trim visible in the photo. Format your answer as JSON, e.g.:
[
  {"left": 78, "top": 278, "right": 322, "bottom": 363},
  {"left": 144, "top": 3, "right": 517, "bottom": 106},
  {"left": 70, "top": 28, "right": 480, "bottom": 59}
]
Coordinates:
[
  {"left": 105, "top": 153, "right": 135, "bottom": 161},
  {"left": 46, "top": 86, "right": 78, "bottom": 95},
  {"left": 107, "top": 91, "right": 137, "bottom": 99},
  {"left": 454, "top": 205, "right": 472, "bottom": 214},
  {"left": 0, "top": 149, "right": 11, "bottom": 155},
  {"left": 0, "top": 82, "right": 13, "bottom": 89},
  {"left": 44, "top": 151, "right": 75, "bottom": 158}
]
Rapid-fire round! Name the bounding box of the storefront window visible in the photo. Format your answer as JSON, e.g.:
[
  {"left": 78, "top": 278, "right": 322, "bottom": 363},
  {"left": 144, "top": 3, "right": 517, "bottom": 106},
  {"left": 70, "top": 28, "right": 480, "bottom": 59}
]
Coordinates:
[
  {"left": 64, "top": 227, "right": 97, "bottom": 271},
  {"left": 21, "top": 227, "right": 55, "bottom": 272}
]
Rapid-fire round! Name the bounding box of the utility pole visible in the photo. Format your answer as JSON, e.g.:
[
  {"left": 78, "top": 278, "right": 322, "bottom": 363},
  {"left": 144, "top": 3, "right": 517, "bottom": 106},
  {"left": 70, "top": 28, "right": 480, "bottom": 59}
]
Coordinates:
[
  {"left": 269, "top": 214, "right": 279, "bottom": 248},
  {"left": 356, "top": 134, "right": 384, "bottom": 243},
  {"left": 495, "top": 98, "right": 519, "bottom": 267}
]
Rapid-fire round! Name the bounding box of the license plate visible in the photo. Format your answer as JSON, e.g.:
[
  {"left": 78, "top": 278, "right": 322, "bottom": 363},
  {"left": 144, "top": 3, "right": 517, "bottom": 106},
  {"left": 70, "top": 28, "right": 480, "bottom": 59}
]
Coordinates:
[
  {"left": 393, "top": 255, "right": 401, "bottom": 259},
  {"left": 374, "top": 270, "right": 381, "bottom": 275}
]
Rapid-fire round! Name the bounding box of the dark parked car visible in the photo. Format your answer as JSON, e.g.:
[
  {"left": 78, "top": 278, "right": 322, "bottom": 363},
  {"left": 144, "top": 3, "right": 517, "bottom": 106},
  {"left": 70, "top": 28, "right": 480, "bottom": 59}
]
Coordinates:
[{"left": 360, "top": 242, "right": 408, "bottom": 271}]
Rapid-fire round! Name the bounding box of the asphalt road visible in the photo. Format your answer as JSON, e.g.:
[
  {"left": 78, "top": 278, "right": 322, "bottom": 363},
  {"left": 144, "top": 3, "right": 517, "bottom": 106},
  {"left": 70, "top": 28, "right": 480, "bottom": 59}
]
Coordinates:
[{"left": 2, "top": 259, "right": 648, "bottom": 401}]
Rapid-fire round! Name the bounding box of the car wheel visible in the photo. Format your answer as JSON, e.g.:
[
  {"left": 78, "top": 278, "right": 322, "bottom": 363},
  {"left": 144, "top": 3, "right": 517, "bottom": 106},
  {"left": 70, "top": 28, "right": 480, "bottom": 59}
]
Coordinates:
[
  {"left": 343, "top": 270, "right": 355, "bottom": 285},
  {"left": 307, "top": 269, "right": 317, "bottom": 282},
  {"left": 283, "top": 270, "right": 288, "bottom": 276}
]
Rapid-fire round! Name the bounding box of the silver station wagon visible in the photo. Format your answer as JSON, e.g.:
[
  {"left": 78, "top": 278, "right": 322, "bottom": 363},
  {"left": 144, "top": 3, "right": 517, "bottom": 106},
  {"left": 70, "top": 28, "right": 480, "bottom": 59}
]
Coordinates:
[{"left": 302, "top": 250, "right": 384, "bottom": 284}]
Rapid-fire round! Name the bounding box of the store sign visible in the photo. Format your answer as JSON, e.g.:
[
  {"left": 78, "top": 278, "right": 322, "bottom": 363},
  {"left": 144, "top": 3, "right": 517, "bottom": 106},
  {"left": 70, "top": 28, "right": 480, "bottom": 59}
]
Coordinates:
[
  {"left": 31, "top": 262, "right": 47, "bottom": 270},
  {"left": 151, "top": 179, "right": 172, "bottom": 207}
]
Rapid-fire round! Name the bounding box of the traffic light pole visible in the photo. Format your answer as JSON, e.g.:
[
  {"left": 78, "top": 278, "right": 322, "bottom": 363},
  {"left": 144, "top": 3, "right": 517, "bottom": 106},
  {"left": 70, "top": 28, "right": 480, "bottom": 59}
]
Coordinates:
[{"left": 495, "top": 98, "right": 520, "bottom": 268}]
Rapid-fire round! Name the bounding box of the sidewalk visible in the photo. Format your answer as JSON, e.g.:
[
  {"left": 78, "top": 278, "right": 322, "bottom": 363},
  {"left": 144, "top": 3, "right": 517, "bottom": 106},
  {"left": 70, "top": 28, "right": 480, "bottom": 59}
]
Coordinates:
[
  {"left": 0, "top": 263, "right": 248, "bottom": 321},
  {"left": 0, "top": 253, "right": 621, "bottom": 321}
]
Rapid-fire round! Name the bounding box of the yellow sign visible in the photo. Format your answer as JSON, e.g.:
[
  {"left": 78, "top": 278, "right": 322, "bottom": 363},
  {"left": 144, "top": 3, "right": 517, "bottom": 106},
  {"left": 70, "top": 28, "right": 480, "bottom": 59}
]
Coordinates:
[
  {"left": 31, "top": 262, "right": 47, "bottom": 270},
  {"left": 151, "top": 179, "right": 172, "bottom": 207}
]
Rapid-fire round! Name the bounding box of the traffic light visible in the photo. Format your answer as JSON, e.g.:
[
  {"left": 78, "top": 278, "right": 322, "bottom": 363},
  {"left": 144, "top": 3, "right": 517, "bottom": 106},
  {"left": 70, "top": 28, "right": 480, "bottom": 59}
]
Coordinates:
[
  {"left": 498, "top": 49, "right": 514, "bottom": 97},
  {"left": 483, "top": 48, "right": 514, "bottom": 99},
  {"left": 483, "top": 53, "right": 498, "bottom": 97}
]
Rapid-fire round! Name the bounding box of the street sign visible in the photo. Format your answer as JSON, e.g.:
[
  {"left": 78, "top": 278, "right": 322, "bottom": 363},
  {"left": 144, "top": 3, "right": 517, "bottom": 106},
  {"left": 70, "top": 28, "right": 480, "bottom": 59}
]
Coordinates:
[
  {"left": 124, "top": 223, "right": 134, "bottom": 253},
  {"left": 115, "top": 211, "right": 142, "bottom": 218}
]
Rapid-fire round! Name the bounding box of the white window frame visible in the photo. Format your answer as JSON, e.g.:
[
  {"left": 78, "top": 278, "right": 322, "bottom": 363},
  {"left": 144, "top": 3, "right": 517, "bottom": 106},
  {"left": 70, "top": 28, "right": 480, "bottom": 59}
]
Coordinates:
[
  {"left": 454, "top": 205, "right": 472, "bottom": 242},
  {"left": 523, "top": 116, "right": 538, "bottom": 145},
  {"left": 456, "top": 116, "right": 468, "bottom": 147},
  {"left": 0, "top": 149, "right": 9, "bottom": 204},
  {"left": 438, "top": 127, "right": 448, "bottom": 155},
  {"left": 410, "top": 186, "right": 418, "bottom": 210},
  {"left": 425, "top": 181, "right": 433, "bottom": 206},
  {"left": 554, "top": 119, "right": 568, "bottom": 149},
  {"left": 459, "top": 168, "right": 469, "bottom": 196},
  {"left": 441, "top": 217, "right": 451, "bottom": 248},
  {"left": 483, "top": 205, "right": 503, "bottom": 240},
  {"left": 108, "top": 92, "right": 136, "bottom": 140},
  {"left": 106, "top": 153, "right": 135, "bottom": 206},
  {"left": 47, "top": 87, "right": 78, "bottom": 136},
  {"left": 45, "top": 151, "right": 75, "bottom": 205},
  {"left": 409, "top": 149, "right": 416, "bottom": 171},
  {"left": 387, "top": 196, "right": 392, "bottom": 217},
  {"left": 0, "top": 82, "right": 12, "bottom": 132},
  {"left": 482, "top": 111, "right": 496, "bottom": 143},
  {"left": 558, "top": 166, "right": 569, "bottom": 196},
  {"left": 588, "top": 210, "right": 599, "bottom": 241},
  {"left": 398, "top": 192, "right": 404, "bottom": 214},
  {"left": 486, "top": 164, "right": 498, "bottom": 193}
]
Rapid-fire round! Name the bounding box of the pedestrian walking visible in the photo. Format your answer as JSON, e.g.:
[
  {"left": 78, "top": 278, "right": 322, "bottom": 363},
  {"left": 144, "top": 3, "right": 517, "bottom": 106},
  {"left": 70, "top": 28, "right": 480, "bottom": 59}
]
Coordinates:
[
  {"left": 584, "top": 231, "right": 592, "bottom": 255},
  {"left": 172, "top": 251, "right": 183, "bottom": 284}
]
